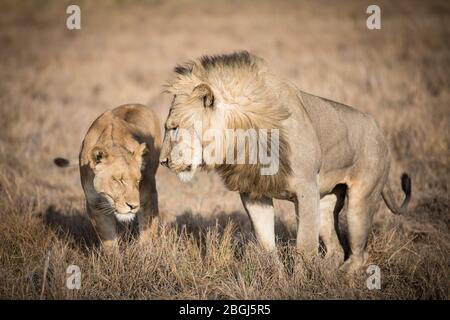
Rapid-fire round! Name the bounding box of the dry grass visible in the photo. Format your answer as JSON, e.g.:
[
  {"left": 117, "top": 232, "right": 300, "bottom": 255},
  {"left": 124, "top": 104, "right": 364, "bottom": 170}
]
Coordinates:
[{"left": 0, "top": 0, "right": 449, "bottom": 299}]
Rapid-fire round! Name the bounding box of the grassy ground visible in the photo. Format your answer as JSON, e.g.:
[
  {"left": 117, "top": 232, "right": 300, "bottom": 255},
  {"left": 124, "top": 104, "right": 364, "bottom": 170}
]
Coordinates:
[{"left": 0, "top": 0, "right": 449, "bottom": 299}]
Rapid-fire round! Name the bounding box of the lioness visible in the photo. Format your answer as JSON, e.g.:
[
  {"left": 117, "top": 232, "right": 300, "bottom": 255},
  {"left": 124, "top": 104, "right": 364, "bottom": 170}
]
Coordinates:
[
  {"left": 57, "top": 104, "right": 161, "bottom": 247},
  {"left": 159, "top": 51, "right": 411, "bottom": 272}
]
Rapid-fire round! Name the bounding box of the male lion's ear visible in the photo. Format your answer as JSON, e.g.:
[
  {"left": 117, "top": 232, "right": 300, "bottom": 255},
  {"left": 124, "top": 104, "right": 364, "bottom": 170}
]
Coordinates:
[
  {"left": 90, "top": 146, "right": 108, "bottom": 169},
  {"left": 192, "top": 83, "right": 214, "bottom": 108}
]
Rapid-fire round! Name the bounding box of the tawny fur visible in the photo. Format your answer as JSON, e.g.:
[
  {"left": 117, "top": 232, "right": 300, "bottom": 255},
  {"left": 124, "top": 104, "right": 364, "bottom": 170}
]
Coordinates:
[
  {"left": 165, "top": 52, "right": 292, "bottom": 198},
  {"left": 161, "top": 51, "right": 411, "bottom": 272},
  {"left": 79, "top": 104, "right": 161, "bottom": 247}
]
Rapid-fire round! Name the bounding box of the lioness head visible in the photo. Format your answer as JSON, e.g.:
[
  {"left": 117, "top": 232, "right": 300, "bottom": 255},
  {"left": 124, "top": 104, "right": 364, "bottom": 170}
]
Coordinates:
[{"left": 89, "top": 143, "right": 147, "bottom": 221}]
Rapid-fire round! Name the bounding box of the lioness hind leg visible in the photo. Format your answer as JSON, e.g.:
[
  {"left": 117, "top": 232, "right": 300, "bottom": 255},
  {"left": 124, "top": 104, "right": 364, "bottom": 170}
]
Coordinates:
[
  {"left": 340, "top": 189, "right": 381, "bottom": 273},
  {"left": 319, "top": 193, "right": 344, "bottom": 261}
]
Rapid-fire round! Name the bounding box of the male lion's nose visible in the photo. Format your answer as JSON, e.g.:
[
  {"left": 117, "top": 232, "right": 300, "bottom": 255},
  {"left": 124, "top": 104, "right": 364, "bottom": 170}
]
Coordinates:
[
  {"left": 160, "top": 157, "right": 169, "bottom": 167},
  {"left": 126, "top": 202, "right": 139, "bottom": 211}
]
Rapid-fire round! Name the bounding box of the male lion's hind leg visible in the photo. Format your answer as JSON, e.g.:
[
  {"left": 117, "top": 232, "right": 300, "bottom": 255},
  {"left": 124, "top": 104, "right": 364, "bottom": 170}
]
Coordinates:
[
  {"left": 319, "top": 192, "right": 345, "bottom": 265},
  {"left": 294, "top": 182, "right": 320, "bottom": 259},
  {"left": 339, "top": 188, "right": 381, "bottom": 273}
]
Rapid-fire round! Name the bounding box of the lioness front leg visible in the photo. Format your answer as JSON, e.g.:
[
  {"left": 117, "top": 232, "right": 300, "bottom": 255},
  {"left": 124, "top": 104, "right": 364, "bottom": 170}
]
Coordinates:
[
  {"left": 240, "top": 193, "right": 276, "bottom": 252},
  {"left": 294, "top": 179, "right": 320, "bottom": 258},
  {"left": 89, "top": 208, "right": 118, "bottom": 249},
  {"left": 137, "top": 192, "right": 159, "bottom": 245}
]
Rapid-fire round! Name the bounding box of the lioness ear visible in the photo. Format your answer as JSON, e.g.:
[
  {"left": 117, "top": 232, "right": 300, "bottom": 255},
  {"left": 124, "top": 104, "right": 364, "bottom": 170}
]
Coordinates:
[
  {"left": 133, "top": 143, "right": 148, "bottom": 168},
  {"left": 192, "top": 83, "right": 214, "bottom": 108},
  {"left": 90, "top": 146, "right": 108, "bottom": 169},
  {"left": 133, "top": 143, "right": 148, "bottom": 158}
]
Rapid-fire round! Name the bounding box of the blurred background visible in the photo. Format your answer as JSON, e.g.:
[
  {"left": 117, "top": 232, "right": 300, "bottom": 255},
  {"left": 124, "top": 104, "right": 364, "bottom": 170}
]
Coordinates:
[{"left": 0, "top": 0, "right": 448, "bottom": 299}]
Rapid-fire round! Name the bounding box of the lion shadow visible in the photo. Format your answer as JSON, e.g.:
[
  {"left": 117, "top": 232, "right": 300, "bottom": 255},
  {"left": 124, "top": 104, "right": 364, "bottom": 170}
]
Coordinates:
[
  {"left": 42, "top": 205, "right": 100, "bottom": 251},
  {"left": 173, "top": 210, "right": 296, "bottom": 260},
  {"left": 42, "top": 205, "right": 297, "bottom": 256},
  {"left": 42, "top": 205, "right": 141, "bottom": 252}
]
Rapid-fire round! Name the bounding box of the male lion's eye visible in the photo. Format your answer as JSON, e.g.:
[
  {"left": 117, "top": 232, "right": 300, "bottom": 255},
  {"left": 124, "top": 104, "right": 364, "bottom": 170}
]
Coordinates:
[
  {"left": 170, "top": 127, "right": 179, "bottom": 140},
  {"left": 112, "top": 176, "right": 125, "bottom": 186}
]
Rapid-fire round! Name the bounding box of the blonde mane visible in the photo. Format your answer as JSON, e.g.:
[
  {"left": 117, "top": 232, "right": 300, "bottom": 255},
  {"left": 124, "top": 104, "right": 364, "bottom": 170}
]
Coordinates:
[{"left": 167, "top": 51, "right": 292, "bottom": 198}]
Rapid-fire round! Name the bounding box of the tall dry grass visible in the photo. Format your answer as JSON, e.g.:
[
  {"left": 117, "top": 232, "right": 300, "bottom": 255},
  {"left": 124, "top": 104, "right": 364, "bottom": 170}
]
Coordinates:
[
  {"left": 0, "top": 174, "right": 448, "bottom": 299},
  {"left": 0, "top": 0, "right": 449, "bottom": 299}
]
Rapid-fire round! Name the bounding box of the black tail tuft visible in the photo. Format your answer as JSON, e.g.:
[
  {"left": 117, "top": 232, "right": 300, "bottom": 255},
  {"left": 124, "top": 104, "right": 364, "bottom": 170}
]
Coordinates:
[
  {"left": 401, "top": 173, "right": 411, "bottom": 196},
  {"left": 54, "top": 157, "right": 70, "bottom": 168},
  {"left": 400, "top": 173, "right": 412, "bottom": 211},
  {"left": 382, "top": 173, "right": 412, "bottom": 215}
]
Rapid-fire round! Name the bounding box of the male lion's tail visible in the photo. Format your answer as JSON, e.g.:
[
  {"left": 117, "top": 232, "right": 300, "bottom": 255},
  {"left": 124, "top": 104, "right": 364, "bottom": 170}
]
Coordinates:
[{"left": 382, "top": 173, "right": 411, "bottom": 215}]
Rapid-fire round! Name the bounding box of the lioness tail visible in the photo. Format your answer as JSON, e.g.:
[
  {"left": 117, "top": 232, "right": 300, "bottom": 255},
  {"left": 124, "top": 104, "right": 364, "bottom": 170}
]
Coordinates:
[{"left": 54, "top": 157, "right": 71, "bottom": 168}]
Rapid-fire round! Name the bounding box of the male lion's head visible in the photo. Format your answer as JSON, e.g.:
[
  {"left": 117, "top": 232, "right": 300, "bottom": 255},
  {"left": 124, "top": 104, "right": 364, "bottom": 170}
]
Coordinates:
[
  {"left": 88, "top": 143, "right": 147, "bottom": 222},
  {"left": 159, "top": 83, "right": 217, "bottom": 183},
  {"left": 160, "top": 52, "right": 291, "bottom": 195}
]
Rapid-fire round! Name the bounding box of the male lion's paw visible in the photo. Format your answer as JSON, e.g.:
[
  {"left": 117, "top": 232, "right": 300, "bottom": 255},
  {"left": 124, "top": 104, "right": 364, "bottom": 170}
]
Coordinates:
[
  {"left": 324, "top": 251, "right": 345, "bottom": 269},
  {"left": 338, "top": 253, "right": 368, "bottom": 274}
]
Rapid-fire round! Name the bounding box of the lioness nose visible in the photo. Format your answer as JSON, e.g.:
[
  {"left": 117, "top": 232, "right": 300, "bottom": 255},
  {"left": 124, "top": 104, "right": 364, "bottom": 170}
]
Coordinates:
[
  {"left": 160, "top": 157, "right": 169, "bottom": 167},
  {"left": 126, "top": 202, "right": 139, "bottom": 211}
]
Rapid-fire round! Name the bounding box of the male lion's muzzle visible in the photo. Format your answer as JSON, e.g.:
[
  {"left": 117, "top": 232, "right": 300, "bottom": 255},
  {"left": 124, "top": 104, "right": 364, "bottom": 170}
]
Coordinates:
[{"left": 159, "top": 139, "right": 171, "bottom": 168}]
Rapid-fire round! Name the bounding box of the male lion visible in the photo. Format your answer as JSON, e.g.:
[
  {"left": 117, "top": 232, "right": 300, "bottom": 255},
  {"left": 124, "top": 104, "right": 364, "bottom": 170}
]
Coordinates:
[
  {"left": 159, "top": 51, "right": 411, "bottom": 272},
  {"left": 56, "top": 104, "right": 161, "bottom": 247}
]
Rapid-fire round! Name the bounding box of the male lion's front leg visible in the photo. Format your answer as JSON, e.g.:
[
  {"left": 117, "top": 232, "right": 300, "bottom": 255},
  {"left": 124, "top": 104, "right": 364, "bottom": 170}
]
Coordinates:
[
  {"left": 240, "top": 193, "right": 276, "bottom": 251},
  {"left": 294, "top": 179, "right": 320, "bottom": 258}
]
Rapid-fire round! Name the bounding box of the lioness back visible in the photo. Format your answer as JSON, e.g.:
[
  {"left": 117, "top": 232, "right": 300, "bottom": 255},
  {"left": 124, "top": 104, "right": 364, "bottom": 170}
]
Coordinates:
[{"left": 110, "top": 104, "right": 161, "bottom": 173}]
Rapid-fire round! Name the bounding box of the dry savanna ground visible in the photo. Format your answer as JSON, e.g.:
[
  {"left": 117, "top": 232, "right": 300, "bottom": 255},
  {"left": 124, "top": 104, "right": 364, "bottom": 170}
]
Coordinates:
[{"left": 0, "top": 0, "right": 449, "bottom": 299}]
